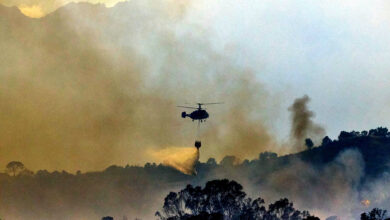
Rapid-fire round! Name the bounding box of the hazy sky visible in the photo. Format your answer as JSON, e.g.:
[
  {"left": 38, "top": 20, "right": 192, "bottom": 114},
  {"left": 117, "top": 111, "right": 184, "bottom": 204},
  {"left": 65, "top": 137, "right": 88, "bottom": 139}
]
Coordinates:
[
  {"left": 1, "top": 0, "right": 390, "bottom": 171},
  {"left": 185, "top": 0, "right": 390, "bottom": 139},
  {"left": 2, "top": 0, "right": 390, "bottom": 138}
]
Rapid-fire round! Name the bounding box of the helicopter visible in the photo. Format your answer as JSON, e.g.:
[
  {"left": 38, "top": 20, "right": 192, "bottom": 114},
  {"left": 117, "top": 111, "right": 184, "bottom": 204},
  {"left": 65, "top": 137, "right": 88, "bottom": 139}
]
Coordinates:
[
  {"left": 177, "top": 102, "right": 223, "bottom": 149},
  {"left": 177, "top": 102, "right": 223, "bottom": 122}
]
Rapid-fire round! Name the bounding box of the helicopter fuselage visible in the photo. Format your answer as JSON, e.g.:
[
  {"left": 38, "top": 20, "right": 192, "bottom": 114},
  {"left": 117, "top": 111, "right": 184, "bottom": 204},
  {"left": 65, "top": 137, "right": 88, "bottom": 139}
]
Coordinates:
[{"left": 182, "top": 109, "right": 209, "bottom": 121}]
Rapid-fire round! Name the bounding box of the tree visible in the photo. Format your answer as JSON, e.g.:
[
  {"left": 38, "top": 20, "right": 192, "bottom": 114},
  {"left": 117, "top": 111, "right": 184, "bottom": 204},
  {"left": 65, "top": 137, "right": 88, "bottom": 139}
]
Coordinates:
[
  {"left": 183, "top": 212, "right": 223, "bottom": 220},
  {"left": 266, "top": 198, "right": 309, "bottom": 220},
  {"left": 369, "top": 127, "right": 389, "bottom": 137},
  {"left": 220, "top": 156, "right": 239, "bottom": 167},
  {"left": 361, "top": 208, "right": 388, "bottom": 220},
  {"left": 305, "top": 138, "right": 314, "bottom": 150},
  {"left": 338, "top": 131, "right": 356, "bottom": 140},
  {"left": 206, "top": 158, "right": 217, "bottom": 166},
  {"left": 202, "top": 179, "right": 247, "bottom": 219},
  {"left": 19, "top": 168, "right": 34, "bottom": 176},
  {"left": 156, "top": 179, "right": 315, "bottom": 220},
  {"left": 36, "top": 169, "right": 50, "bottom": 177},
  {"left": 242, "top": 159, "right": 250, "bottom": 166},
  {"left": 259, "top": 152, "right": 278, "bottom": 161},
  {"left": 6, "top": 161, "right": 25, "bottom": 176},
  {"left": 240, "top": 198, "right": 266, "bottom": 220},
  {"left": 304, "top": 216, "right": 320, "bottom": 220},
  {"left": 156, "top": 179, "right": 258, "bottom": 220},
  {"left": 321, "top": 136, "right": 332, "bottom": 146}
]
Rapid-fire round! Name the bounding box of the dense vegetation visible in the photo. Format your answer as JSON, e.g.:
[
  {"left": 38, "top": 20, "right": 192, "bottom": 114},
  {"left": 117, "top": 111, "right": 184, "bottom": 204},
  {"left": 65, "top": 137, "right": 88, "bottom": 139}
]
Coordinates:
[
  {"left": 1, "top": 127, "right": 390, "bottom": 219},
  {"left": 156, "top": 179, "right": 318, "bottom": 220}
]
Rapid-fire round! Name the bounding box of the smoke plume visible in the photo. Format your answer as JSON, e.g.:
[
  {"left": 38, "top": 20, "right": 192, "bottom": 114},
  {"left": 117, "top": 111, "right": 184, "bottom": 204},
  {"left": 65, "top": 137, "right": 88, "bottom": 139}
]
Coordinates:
[
  {"left": 261, "top": 149, "right": 365, "bottom": 219},
  {"left": 0, "top": 0, "right": 277, "bottom": 172},
  {"left": 0, "top": 0, "right": 127, "bottom": 17},
  {"left": 288, "top": 95, "right": 325, "bottom": 151}
]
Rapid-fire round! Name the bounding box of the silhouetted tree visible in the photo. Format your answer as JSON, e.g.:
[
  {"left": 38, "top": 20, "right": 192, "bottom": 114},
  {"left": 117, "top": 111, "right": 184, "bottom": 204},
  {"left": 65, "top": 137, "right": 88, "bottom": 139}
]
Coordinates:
[
  {"left": 304, "top": 216, "right": 320, "bottom": 220},
  {"left": 202, "top": 179, "right": 247, "bottom": 219},
  {"left": 144, "top": 162, "right": 152, "bottom": 168},
  {"left": 338, "top": 131, "right": 357, "bottom": 140},
  {"left": 36, "top": 169, "right": 50, "bottom": 177},
  {"left": 156, "top": 179, "right": 314, "bottom": 220},
  {"left": 220, "top": 156, "right": 239, "bottom": 167},
  {"left": 206, "top": 158, "right": 217, "bottom": 166},
  {"left": 361, "top": 208, "right": 388, "bottom": 220},
  {"left": 321, "top": 136, "right": 332, "bottom": 146},
  {"left": 242, "top": 159, "right": 250, "bottom": 166},
  {"left": 266, "top": 198, "right": 309, "bottom": 220},
  {"left": 156, "top": 179, "right": 258, "bottom": 220},
  {"left": 6, "top": 161, "right": 25, "bottom": 176},
  {"left": 182, "top": 212, "right": 223, "bottom": 220},
  {"left": 305, "top": 138, "right": 314, "bottom": 150},
  {"left": 19, "top": 168, "right": 34, "bottom": 176},
  {"left": 369, "top": 127, "right": 389, "bottom": 137},
  {"left": 259, "top": 152, "right": 278, "bottom": 161},
  {"left": 102, "top": 216, "right": 114, "bottom": 220},
  {"left": 240, "top": 198, "right": 266, "bottom": 220}
]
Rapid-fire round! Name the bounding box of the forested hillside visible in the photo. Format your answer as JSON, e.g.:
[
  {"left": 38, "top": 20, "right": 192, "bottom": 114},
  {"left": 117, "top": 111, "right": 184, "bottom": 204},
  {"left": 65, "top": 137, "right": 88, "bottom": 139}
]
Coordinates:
[{"left": 1, "top": 127, "right": 390, "bottom": 219}]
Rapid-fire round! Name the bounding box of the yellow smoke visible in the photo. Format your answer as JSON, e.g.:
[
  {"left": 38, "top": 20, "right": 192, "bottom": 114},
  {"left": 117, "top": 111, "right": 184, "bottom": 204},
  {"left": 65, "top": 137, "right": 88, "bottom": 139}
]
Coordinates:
[
  {"left": 3, "top": 0, "right": 188, "bottom": 18},
  {"left": 18, "top": 5, "right": 44, "bottom": 18},
  {"left": 0, "top": 0, "right": 276, "bottom": 172},
  {"left": 0, "top": 0, "right": 128, "bottom": 18},
  {"left": 148, "top": 146, "right": 199, "bottom": 175}
]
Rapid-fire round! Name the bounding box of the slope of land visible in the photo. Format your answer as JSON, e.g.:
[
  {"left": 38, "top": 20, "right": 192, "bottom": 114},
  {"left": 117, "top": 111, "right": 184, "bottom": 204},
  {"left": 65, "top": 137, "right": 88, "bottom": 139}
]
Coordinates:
[{"left": 1, "top": 128, "right": 390, "bottom": 219}]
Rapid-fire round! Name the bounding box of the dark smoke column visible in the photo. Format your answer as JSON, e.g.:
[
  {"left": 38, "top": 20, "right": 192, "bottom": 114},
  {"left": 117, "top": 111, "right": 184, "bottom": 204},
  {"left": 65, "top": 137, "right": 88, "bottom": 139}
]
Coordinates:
[{"left": 288, "top": 95, "right": 325, "bottom": 151}]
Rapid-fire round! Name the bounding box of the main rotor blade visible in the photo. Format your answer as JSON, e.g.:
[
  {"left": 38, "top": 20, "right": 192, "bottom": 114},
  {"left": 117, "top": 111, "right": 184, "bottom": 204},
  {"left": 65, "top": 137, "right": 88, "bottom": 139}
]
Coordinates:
[
  {"left": 198, "top": 102, "right": 224, "bottom": 105},
  {"left": 176, "top": 106, "right": 198, "bottom": 109}
]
